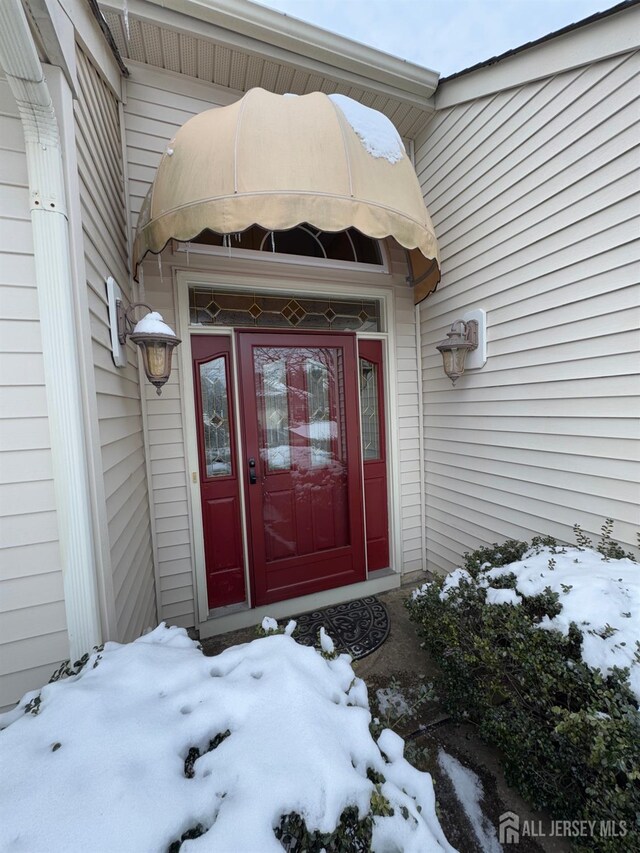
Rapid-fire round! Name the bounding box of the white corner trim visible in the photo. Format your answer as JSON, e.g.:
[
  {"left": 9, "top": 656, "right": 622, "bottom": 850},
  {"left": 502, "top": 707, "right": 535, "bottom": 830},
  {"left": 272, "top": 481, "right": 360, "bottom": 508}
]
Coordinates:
[{"left": 0, "top": 0, "right": 102, "bottom": 657}]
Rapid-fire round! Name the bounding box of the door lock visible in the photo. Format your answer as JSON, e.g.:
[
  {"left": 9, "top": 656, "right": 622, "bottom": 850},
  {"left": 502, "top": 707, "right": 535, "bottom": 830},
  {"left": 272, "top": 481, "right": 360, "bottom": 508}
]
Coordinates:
[{"left": 248, "top": 457, "right": 257, "bottom": 485}]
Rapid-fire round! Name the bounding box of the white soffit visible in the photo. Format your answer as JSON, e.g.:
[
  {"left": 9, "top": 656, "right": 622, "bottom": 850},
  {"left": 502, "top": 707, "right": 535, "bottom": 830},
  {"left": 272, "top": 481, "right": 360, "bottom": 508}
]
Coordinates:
[{"left": 98, "top": 0, "right": 436, "bottom": 137}]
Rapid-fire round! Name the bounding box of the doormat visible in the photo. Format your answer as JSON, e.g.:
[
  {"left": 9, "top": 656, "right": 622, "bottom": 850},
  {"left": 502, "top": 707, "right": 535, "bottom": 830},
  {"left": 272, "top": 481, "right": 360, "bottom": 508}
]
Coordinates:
[{"left": 292, "top": 596, "right": 389, "bottom": 660}]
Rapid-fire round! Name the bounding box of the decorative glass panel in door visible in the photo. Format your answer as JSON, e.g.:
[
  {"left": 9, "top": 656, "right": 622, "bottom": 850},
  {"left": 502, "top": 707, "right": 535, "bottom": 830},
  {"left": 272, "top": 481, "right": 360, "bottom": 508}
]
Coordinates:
[
  {"left": 238, "top": 331, "right": 366, "bottom": 605},
  {"left": 200, "top": 356, "right": 232, "bottom": 477}
]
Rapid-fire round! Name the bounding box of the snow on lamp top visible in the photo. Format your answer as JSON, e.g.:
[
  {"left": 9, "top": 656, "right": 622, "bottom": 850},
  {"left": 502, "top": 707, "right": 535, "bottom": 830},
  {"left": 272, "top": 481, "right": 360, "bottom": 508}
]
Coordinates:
[
  {"left": 132, "top": 311, "right": 177, "bottom": 337},
  {"left": 328, "top": 94, "right": 405, "bottom": 164}
]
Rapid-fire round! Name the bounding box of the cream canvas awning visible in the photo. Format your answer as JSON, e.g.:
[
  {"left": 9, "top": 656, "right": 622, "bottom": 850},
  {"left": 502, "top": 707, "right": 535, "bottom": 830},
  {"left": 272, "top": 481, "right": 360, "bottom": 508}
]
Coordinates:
[{"left": 133, "top": 88, "right": 440, "bottom": 303}]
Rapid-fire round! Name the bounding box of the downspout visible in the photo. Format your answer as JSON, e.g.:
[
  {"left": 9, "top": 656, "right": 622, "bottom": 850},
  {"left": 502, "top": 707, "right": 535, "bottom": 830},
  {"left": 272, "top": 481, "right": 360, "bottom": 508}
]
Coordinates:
[{"left": 0, "top": 0, "right": 102, "bottom": 657}]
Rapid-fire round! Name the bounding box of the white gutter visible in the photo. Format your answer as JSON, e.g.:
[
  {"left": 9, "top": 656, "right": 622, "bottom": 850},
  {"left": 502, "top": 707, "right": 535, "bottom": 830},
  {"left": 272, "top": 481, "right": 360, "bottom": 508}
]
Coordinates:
[{"left": 0, "top": 0, "right": 102, "bottom": 658}]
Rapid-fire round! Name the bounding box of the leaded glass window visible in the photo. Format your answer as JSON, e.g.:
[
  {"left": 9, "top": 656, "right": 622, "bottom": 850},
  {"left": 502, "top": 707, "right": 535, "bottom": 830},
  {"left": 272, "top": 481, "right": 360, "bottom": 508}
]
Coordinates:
[
  {"left": 200, "top": 357, "right": 232, "bottom": 477},
  {"left": 306, "top": 360, "right": 332, "bottom": 467},
  {"left": 260, "top": 357, "right": 291, "bottom": 472},
  {"left": 190, "top": 288, "right": 381, "bottom": 332},
  {"left": 359, "top": 358, "right": 380, "bottom": 461}
]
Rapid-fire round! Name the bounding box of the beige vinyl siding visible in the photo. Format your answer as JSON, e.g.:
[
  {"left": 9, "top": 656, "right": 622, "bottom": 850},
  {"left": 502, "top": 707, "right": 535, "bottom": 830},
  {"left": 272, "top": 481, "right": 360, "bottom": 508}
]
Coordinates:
[
  {"left": 74, "top": 48, "right": 156, "bottom": 640},
  {"left": 0, "top": 74, "right": 69, "bottom": 710},
  {"left": 415, "top": 49, "right": 640, "bottom": 573}
]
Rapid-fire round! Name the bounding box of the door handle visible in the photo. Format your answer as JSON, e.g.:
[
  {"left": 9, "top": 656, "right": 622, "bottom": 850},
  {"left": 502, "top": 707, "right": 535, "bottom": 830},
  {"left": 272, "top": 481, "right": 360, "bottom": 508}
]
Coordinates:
[{"left": 248, "top": 457, "right": 257, "bottom": 485}]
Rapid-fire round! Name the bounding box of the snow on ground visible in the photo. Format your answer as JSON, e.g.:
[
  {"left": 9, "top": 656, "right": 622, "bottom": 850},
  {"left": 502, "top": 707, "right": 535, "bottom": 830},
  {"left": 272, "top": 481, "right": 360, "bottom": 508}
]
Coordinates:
[
  {"left": 487, "top": 546, "right": 640, "bottom": 699},
  {"left": 437, "top": 750, "right": 502, "bottom": 853},
  {"left": 328, "top": 94, "right": 405, "bottom": 163},
  {"left": 0, "top": 624, "right": 456, "bottom": 853},
  {"left": 376, "top": 685, "right": 411, "bottom": 718}
]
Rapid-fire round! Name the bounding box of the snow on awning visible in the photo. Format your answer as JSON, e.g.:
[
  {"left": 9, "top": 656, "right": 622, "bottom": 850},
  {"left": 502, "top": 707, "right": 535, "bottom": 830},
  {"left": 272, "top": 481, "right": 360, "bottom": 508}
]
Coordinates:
[{"left": 132, "top": 88, "right": 440, "bottom": 304}]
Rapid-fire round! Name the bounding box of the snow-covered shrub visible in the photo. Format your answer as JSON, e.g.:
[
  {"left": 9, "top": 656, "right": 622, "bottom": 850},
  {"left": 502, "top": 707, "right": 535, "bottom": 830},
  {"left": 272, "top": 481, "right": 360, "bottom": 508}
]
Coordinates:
[
  {"left": 408, "top": 528, "right": 640, "bottom": 852},
  {"left": 0, "top": 624, "right": 455, "bottom": 853}
]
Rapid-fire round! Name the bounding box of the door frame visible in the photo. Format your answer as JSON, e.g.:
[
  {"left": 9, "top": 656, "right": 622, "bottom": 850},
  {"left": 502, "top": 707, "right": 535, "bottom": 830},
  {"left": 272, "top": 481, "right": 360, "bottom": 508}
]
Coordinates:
[{"left": 176, "top": 268, "right": 401, "bottom": 626}]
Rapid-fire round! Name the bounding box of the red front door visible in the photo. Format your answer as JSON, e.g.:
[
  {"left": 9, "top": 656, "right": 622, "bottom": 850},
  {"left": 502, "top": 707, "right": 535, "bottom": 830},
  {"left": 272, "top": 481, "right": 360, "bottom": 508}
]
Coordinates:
[{"left": 237, "top": 331, "right": 366, "bottom": 606}]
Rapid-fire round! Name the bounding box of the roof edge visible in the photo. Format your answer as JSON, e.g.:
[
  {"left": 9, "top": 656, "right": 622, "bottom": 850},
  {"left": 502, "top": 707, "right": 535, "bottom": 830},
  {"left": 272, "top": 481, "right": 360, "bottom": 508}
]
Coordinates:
[
  {"left": 101, "top": 0, "right": 439, "bottom": 98},
  {"left": 441, "top": 0, "right": 639, "bottom": 83},
  {"left": 86, "top": 0, "right": 129, "bottom": 76}
]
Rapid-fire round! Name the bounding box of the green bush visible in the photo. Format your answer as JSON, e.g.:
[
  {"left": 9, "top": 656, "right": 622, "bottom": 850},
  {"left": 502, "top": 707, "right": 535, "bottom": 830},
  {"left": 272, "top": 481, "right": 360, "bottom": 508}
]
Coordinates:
[{"left": 407, "top": 535, "right": 640, "bottom": 852}]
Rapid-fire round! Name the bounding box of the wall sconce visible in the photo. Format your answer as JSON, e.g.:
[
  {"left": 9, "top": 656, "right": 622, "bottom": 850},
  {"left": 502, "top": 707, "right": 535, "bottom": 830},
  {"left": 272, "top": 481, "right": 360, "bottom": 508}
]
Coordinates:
[
  {"left": 106, "top": 277, "right": 181, "bottom": 395},
  {"left": 436, "top": 308, "right": 487, "bottom": 385}
]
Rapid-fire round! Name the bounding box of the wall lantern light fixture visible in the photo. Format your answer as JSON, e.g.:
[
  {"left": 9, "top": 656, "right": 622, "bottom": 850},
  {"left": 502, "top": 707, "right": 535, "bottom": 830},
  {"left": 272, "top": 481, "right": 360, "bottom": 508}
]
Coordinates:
[
  {"left": 436, "top": 308, "right": 487, "bottom": 385},
  {"left": 106, "top": 277, "right": 181, "bottom": 395}
]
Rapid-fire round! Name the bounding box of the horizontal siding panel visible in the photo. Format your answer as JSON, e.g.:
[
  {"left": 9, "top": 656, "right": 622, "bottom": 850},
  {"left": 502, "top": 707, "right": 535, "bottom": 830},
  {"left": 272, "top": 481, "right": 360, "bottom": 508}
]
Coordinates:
[
  {"left": 426, "top": 437, "right": 640, "bottom": 475},
  {"left": 159, "top": 571, "right": 194, "bottom": 592},
  {"left": 0, "top": 509, "right": 59, "bottom": 548},
  {"left": 161, "top": 585, "right": 194, "bottom": 606},
  {"left": 158, "top": 558, "right": 193, "bottom": 578},
  {"left": 0, "top": 283, "right": 39, "bottom": 318},
  {"left": 0, "top": 632, "right": 69, "bottom": 685},
  {"left": 155, "top": 516, "right": 190, "bottom": 534},
  {"left": 422, "top": 415, "right": 639, "bottom": 440},
  {"left": 0, "top": 352, "right": 45, "bottom": 384},
  {"left": 0, "top": 449, "right": 53, "bottom": 484},
  {"left": 0, "top": 417, "right": 51, "bottom": 451},
  {"left": 162, "top": 599, "right": 195, "bottom": 621},
  {"left": 0, "top": 253, "right": 36, "bottom": 287},
  {"left": 0, "top": 479, "right": 56, "bottom": 515},
  {"left": 0, "top": 572, "right": 64, "bottom": 613},
  {"left": 0, "top": 540, "right": 60, "bottom": 580},
  {"left": 426, "top": 456, "right": 639, "bottom": 506},
  {"left": 0, "top": 149, "right": 28, "bottom": 187},
  {"left": 0, "top": 600, "right": 67, "bottom": 645}
]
